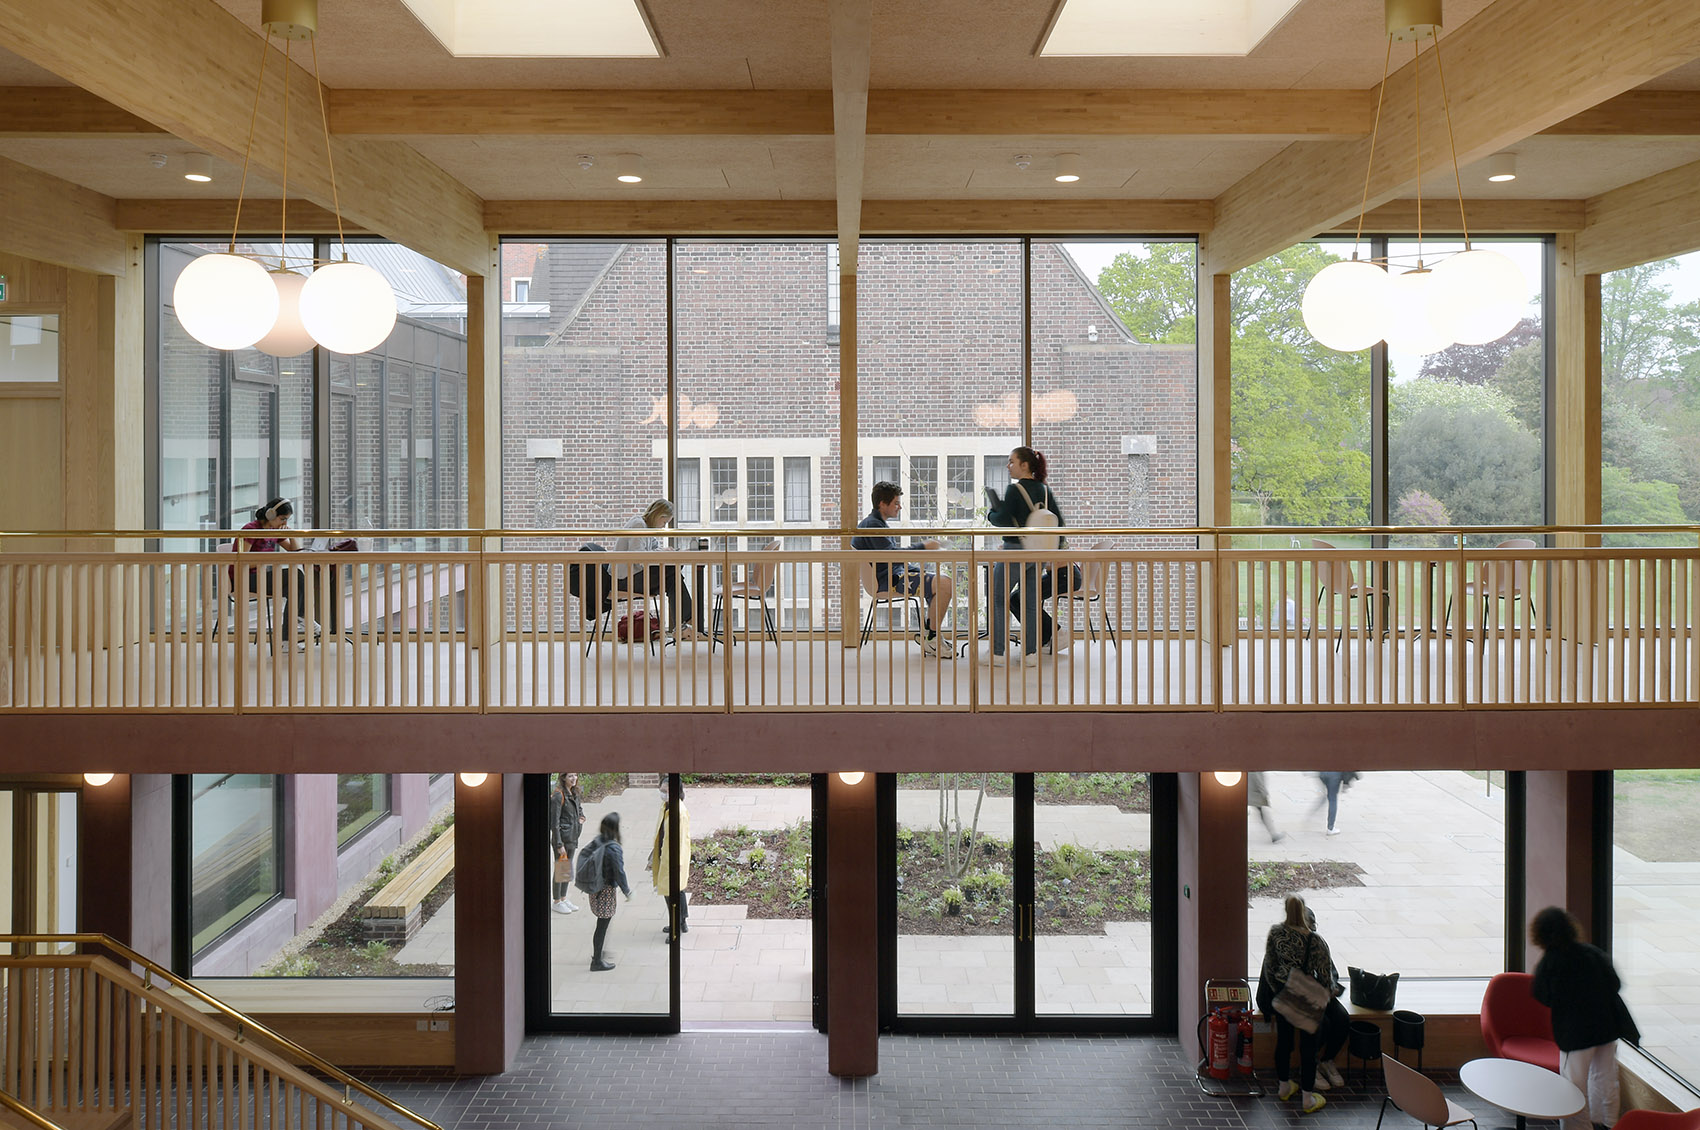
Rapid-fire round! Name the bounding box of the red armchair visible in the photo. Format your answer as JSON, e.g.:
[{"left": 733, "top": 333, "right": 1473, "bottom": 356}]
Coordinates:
[
  {"left": 1480, "top": 971, "right": 1560, "bottom": 1072},
  {"left": 1615, "top": 1110, "right": 1700, "bottom": 1129}
]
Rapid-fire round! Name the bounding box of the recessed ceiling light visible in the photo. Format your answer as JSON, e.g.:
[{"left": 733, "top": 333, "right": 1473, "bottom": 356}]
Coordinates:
[
  {"left": 1054, "top": 153, "right": 1081, "bottom": 183},
  {"left": 396, "top": 0, "right": 659, "bottom": 58},
  {"left": 1041, "top": 0, "right": 1305, "bottom": 56},
  {"left": 616, "top": 154, "right": 644, "bottom": 183},
  {"left": 183, "top": 153, "right": 213, "bottom": 182},
  {"left": 1485, "top": 152, "right": 1517, "bottom": 182}
]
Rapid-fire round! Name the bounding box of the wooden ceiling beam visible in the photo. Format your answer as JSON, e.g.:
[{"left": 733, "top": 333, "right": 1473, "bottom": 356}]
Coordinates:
[
  {"left": 0, "top": 0, "right": 488, "bottom": 276},
  {"left": 1206, "top": 0, "right": 1700, "bottom": 275},
  {"left": 113, "top": 198, "right": 367, "bottom": 235},
  {"left": 830, "top": 0, "right": 871, "bottom": 270},
  {"left": 866, "top": 89, "right": 1372, "bottom": 137},
  {"left": 327, "top": 89, "right": 833, "bottom": 135},
  {"left": 1574, "top": 158, "right": 1700, "bottom": 274},
  {"left": 478, "top": 198, "right": 1213, "bottom": 236},
  {"left": 0, "top": 153, "right": 127, "bottom": 275},
  {"left": 1337, "top": 198, "right": 1587, "bottom": 233},
  {"left": 0, "top": 87, "right": 161, "bottom": 136},
  {"left": 1539, "top": 89, "right": 1700, "bottom": 135}
]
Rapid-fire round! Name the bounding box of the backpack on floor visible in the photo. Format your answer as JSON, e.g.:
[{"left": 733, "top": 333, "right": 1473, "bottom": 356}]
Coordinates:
[{"left": 574, "top": 838, "right": 608, "bottom": 894}]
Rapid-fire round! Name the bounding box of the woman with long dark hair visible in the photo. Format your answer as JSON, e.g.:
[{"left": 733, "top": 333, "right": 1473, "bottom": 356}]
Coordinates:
[
  {"left": 1530, "top": 906, "right": 1639, "bottom": 1130},
  {"left": 549, "top": 773, "right": 585, "bottom": 914},
  {"left": 979, "top": 446, "right": 1065, "bottom": 667},
  {"left": 235, "top": 496, "right": 311, "bottom": 642},
  {"left": 586, "top": 812, "right": 632, "bottom": 972},
  {"left": 1257, "top": 895, "right": 1334, "bottom": 1116}
]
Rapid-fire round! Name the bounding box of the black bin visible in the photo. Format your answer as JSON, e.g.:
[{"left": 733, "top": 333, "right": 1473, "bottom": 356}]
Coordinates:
[
  {"left": 1393, "top": 1009, "right": 1426, "bottom": 1069},
  {"left": 1347, "top": 1019, "right": 1382, "bottom": 1088}
]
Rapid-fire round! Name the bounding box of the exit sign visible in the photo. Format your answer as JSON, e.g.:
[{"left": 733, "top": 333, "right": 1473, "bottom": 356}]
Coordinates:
[{"left": 0, "top": 274, "right": 8, "bottom": 302}]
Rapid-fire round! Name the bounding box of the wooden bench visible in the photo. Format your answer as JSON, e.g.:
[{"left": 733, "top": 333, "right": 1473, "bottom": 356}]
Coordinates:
[{"left": 363, "top": 826, "right": 454, "bottom": 942}]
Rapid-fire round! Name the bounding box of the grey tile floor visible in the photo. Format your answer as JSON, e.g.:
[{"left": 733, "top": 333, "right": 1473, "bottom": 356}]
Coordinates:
[{"left": 353, "top": 1033, "right": 1559, "bottom": 1130}]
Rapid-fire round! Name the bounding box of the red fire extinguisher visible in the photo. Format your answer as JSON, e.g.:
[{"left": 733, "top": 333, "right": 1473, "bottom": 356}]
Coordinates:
[
  {"left": 1207, "top": 1009, "right": 1232, "bottom": 1080},
  {"left": 1236, "top": 1007, "right": 1255, "bottom": 1074}
]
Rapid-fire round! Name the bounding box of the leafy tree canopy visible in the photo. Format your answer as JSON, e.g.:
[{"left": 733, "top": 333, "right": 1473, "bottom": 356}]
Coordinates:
[
  {"left": 1388, "top": 405, "right": 1541, "bottom": 528},
  {"left": 1390, "top": 376, "right": 1519, "bottom": 432},
  {"left": 1419, "top": 317, "right": 1541, "bottom": 386},
  {"left": 1601, "top": 466, "right": 1689, "bottom": 546}
]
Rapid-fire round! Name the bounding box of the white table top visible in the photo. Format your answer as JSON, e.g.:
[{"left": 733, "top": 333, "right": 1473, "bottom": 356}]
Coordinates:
[{"left": 1460, "top": 1057, "right": 1586, "bottom": 1119}]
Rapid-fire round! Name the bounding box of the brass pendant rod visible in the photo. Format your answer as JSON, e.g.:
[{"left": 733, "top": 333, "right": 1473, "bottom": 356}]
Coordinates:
[
  {"left": 1430, "top": 29, "right": 1472, "bottom": 250},
  {"left": 279, "top": 37, "right": 291, "bottom": 264},
  {"left": 230, "top": 29, "right": 277, "bottom": 254},
  {"left": 1352, "top": 34, "right": 1396, "bottom": 254},
  {"left": 310, "top": 36, "right": 349, "bottom": 257},
  {"left": 1412, "top": 38, "right": 1423, "bottom": 268}
]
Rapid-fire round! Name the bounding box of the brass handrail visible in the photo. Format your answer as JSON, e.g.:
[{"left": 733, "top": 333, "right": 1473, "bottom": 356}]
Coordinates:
[
  {"left": 0, "top": 934, "right": 442, "bottom": 1130},
  {"left": 0, "top": 1090, "right": 70, "bottom": 1130}
]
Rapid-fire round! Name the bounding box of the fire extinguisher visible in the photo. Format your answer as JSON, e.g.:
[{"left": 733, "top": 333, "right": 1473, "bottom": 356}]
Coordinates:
[
  {"left": 1236, "top": 1007, "right": 1255, "bottom": 1074},
  {"left": 1206, "top": 1009, "right": 1232, "bottom": 1080}
]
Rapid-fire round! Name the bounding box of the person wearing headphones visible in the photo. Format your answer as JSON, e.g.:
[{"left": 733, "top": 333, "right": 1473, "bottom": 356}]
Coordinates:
[{"left": 235, "top": 497, "right": 313, "bottom": 643}]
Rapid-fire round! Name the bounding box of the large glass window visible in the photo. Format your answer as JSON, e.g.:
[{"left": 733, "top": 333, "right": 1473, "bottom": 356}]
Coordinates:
[
  {"left": 1245, "top": 770, "right": 1506, "bottom": 981},
  {"left": 190, "top": 774, "right": 282, "bottom": 956},
  {"left": 336, "top": 773, "right": 390, "bottom": 847},
  {"left": 1613, "top": 770, "right": 1700, "bottom": 1089},
  {"left": 153, "top": 240, "right": 468, "bottom": 549}
]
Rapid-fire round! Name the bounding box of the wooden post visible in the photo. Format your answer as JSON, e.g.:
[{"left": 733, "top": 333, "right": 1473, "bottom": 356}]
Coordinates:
[
  {"left": 1552, "top": 235, "right": 1603, "bottom": 654},
  {"left": 839, "top": 269, "right": 860, "bottom": 648},
  {"left": 826, "top": 771, "right": 877, "bottom": 1076},
  {"left": 454, "top": 773, "right": 523, "bottom": 1073},
  {"left": 1177, "top": 771, "right": 1248, "bottom": 1064}
]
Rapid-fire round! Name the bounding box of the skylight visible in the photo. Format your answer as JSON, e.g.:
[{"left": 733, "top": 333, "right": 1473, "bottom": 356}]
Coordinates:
[
  {"left": 1039, "top": 0, "right": 1305, "bottom": 57},
  {"left": 399, "top": 0, "right": 660, "bottom": 58}
]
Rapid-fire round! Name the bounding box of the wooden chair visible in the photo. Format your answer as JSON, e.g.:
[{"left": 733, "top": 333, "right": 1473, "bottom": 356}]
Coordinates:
[
  {"left": 710, "top": 540, "right": 780, "bottom": 650},
  {"left": 1311, "top": 538, "right": 1382, "bottom": 650},
  {"left": 1050, "top": 557, "right": 1118, "bottom": 648},
  {"left": 1375, "top": 1053, "right": 1478, "bottom": 1130},
  {"left": 857, "top": 561, "right": 926, "bottom": 646},
  {"left": 1457, "top": 537, "right": 1538, "bottom": 647}
]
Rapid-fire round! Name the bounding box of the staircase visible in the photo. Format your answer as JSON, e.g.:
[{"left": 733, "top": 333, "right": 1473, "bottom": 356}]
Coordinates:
[{"left": 0, "top": 936, "right": 437, "bottom": 1130}]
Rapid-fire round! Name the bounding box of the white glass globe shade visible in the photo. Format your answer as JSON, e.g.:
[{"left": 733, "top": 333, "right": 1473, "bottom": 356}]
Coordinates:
[
  {"left": 1382, "top": 269, "right": 1453, "bottom": 356},
  {"left": 172, "top": 253, "right": 279, "bottom": 350},
  {"left": 83, "top": 772, "right": 115, "bottom": 787},
  {"left": 1429, "top": 249, "right": 1526, "bottom": 345},
  {"left": 1212, "top": 771, "right": 1243, "bottom": 787},
  {"left": 1301, "top": 259, "right": 1390, "bottom": 352},
  {"left": 459, "top": 772, "right": 488, "bottom": 788},
  {"left": 838, "top": 771, "right": 866, "bottom": 785},
  {"left": 299, "top": 261, "right": 397, "bottom": 354},
  {"left": 254, "top": 270, "right": 316, "bottom": 357}
]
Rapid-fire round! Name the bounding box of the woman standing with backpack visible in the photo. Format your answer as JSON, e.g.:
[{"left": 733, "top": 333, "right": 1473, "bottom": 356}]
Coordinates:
[
  {"left": 578, "top": 812, "right": 632, "bottom": 972},
  {"left": 979, "top": 446, "right": 1065, "bottom": 667}
]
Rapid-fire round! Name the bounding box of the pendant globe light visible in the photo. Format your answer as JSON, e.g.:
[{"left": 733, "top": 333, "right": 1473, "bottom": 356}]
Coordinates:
[
  {"left": 1300, "top": 0, "right": 1526, "bottom": 355},
  {"left": 172, "top": 0, "right": 396, "bottom": 357}
]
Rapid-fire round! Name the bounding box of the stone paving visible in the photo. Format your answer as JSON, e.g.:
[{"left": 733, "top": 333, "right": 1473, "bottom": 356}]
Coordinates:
[
  {"left": 389, "top": 775, "right": 1698, "bottom": 1086},
  {"left": 352, "top": 1033, "right": 1556, "bottom": 1130}
]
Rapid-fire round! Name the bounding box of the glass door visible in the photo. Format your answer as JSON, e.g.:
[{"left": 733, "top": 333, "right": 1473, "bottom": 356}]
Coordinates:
[
  {"left": 0, "top": 788, "right": 81, "bottom": 952},
  {"left": 526, "top": 772, "right": 679, "bottom": 1032},
  {"left": 881, "top": 773, "right": 1175, "bottom": 1032}
]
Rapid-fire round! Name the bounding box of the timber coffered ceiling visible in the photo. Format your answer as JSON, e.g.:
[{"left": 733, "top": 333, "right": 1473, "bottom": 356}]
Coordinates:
[{"left": 3, "top": 0, "right": 1700, "bottom": 277}]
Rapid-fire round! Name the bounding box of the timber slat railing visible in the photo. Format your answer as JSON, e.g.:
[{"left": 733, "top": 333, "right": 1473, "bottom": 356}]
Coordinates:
[
  {"left": 0, "top": 934, "right": 438, "bottom": 1130},
  {"left": 1, "top": 526, "right": 1695, "bottom": 711}
]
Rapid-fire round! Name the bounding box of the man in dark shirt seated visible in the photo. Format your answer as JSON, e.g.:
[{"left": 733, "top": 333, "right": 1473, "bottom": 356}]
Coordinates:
[{"left": 851, "top": 481, "right": 956, "bottom": 658}]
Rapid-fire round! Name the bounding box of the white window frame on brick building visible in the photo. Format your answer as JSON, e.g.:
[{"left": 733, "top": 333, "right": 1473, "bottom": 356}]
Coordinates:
[
  {"left": 658, "top": 438, "right": 829, "bottom": 629},
  {"left": 510, "top": 277, "right": 530, "bottom": 303}
]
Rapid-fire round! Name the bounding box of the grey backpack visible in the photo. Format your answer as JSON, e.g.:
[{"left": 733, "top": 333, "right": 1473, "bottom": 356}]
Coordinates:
[{"left": 573, "top": 838, "right": 608, "bottom": 894}]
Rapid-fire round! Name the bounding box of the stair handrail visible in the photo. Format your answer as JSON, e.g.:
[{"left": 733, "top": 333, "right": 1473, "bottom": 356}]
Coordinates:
[
  {"left": 0, "top": 1089, "right": 69, "bottom": 1130},
  {"left": 0, "top": 934, "right": 443, "bottom": 1130}
]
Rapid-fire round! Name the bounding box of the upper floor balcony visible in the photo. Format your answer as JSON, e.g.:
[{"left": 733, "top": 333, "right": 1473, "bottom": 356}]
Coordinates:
[{"left": 2, "top": 525, "right": 1696, "bottom": 713}]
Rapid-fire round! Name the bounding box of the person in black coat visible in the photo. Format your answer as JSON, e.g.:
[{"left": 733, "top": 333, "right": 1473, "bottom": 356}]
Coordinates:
[
  {"left": 1530, "top": 906, "right": 1640, "bottom": 1130},
  {"left": 549, "top": 773, "right": 586, "bottom": 914}
]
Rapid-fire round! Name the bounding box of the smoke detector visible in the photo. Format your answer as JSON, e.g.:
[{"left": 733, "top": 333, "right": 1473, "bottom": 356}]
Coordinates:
[
  {"left": 576, "top": 154, "right": 595, "bottom": 171},
  {"left": 1012, "top": 154, "right": 1032, "bottom": 171},
  {"left": 148, "top": 152, "right": 169, "bottom": 169}
]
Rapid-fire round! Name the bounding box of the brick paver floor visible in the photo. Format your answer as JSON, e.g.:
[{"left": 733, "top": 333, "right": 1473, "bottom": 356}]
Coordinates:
[{"left": 353, "top": 1033, "right": 1556, "bottom": 1130}]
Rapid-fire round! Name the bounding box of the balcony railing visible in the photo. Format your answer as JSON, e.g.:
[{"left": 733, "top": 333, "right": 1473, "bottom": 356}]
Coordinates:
[{"left": 1, "top": 526, "right": 1695, "bottom": 712}]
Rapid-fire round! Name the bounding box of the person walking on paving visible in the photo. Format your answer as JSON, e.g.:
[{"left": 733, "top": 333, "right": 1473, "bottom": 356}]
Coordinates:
[
  {"left": 550, "top": 772, "right": 585, "bottom": 914},
  {"left": 649, "top": 778, "right": 691, "bottom": 942},
  {"left": 1257, "top": 895, "right": 1335, "bottom": 1116},
  {"left": 583, "top": 812, "right": 631, "bottom": 972},
  {"left": 1308, "top": 771, "right": 1359, "bottom": 836},
  {"left": 1530, "top": 906, "right": 1640, "bottom": 1130},
  {"left": 1247, "top": 771, "right": 1286, "bottom": 843}
]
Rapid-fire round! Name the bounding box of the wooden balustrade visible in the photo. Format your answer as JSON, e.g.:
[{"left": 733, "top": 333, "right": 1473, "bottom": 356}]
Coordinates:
[
  {"left": 1, "top": 537, "right": 1694, "bottom": 712},
  {"left": 0, "top": 955, "right": 403, "bottom": 1130}
]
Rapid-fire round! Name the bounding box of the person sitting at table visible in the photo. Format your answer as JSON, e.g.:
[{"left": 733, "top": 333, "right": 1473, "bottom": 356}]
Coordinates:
[
  {"left": 232, "top": 496, "right": 314, "bottom": 643},
  {"left": 851, "top": 481, "right": 956, "bottom": 658},
  {"left": 613, "top": 499, "right": 697, "bottom": 641}
]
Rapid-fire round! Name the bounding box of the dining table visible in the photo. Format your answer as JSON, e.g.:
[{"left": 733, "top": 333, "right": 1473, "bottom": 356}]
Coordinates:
[{"left": 1459, "top": 1056, "right": 1586, "bottom": 1130}]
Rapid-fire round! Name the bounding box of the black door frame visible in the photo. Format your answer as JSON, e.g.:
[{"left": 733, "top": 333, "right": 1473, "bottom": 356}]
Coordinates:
[
  {"left": 879, "top": 771, "right": 1178, "bottom": 1034},
  {"left": 524, "top": 772, "right": 681, "bottom": 1033}
]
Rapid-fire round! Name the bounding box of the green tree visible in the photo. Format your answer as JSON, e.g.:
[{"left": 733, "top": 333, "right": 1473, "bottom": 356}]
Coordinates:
[
  {"left": 1601, "top": 466, "right": 1690, "bottom": 546},
  {"left": 1601, "top": 260, "right": 1700, "bottom": 385},
  {"left": 1388, "top": 405, "right": 1541, "bottom": 529},
  {"left": 1488, "top": 341, "right": 1544, "bottom": 435},
  {"left": 1094, "top": 243, "right": 1197, "bottom": 343},
  {"left": 1390, "top": 376, "right": 1520, "bottom": 432}
]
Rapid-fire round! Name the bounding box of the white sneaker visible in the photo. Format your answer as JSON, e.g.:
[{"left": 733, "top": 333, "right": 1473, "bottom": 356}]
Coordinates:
[
  {"left": 1325, "top": 824, "right": 1342, "bottom": 836},
  {"left": 1021, "top": 649, "right": 1040, "bottom": 667},
  {"left": 977, "top": 644, "right": 1008, "bottom": 666},
  {"left": 563, "top": 898, "right": 580, "bottom": 912},
  {"left": 921, "top": 633, "right": 941, "bottom": 657},
  {"left": 551, "top": 900, "right": 572, "bottom": 915},
  {"left": 1047, "top": 624, "right": 1072, "bottom": 654},
  {"left": 1319, "top": 1061, "right": 1345, "bottom": 1088},
  {"left": 1310, "top": 1074, "right": 1331, "bottom": 1092}
]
